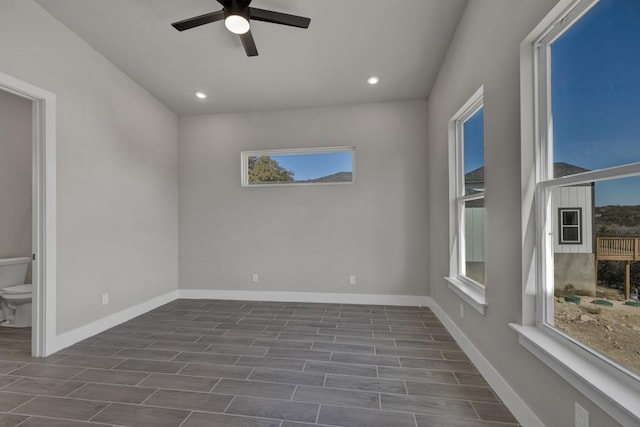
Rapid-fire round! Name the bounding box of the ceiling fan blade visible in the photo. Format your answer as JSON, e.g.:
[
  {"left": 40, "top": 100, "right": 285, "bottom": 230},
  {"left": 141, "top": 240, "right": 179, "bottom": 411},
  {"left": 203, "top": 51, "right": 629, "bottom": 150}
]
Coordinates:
[
  {"left": 240, "top": 30, "right": 258, "bottom": 57},
  {"left": 248, "top": 7, "right": 311, "bottom": 29},
  {"left": 171, "top": 10, "right": 225, "bottom": 31}
]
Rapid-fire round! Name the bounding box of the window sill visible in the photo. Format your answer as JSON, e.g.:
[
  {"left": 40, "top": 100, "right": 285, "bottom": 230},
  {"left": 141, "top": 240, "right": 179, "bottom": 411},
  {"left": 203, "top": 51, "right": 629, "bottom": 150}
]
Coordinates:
[
  {"left": 510, "top": 323, "right": 640, "bottom": 426},
  {"left": 444, "top": 276, "right": 487, "bottom": 315}
]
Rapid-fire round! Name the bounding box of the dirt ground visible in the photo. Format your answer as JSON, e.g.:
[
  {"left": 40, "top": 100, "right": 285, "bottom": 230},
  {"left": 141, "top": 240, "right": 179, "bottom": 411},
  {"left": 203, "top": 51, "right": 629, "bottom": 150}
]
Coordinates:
[{"left": 554, "top": 286, "right": 640, "bottom": 375}]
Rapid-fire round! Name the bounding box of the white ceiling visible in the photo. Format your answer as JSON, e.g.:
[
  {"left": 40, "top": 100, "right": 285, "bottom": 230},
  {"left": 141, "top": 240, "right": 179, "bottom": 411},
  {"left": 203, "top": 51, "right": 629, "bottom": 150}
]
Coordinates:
[{"left": 35, "top": 0, "right": 467, "bottom": 115}]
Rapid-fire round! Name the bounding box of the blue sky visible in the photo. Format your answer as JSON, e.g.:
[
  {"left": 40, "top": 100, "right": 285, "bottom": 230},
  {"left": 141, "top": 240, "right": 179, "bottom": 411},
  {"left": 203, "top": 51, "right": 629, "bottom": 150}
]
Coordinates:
[
  {"left": 551, "top": 0, "right": 640, "bottom": 205},
  {"left": 272, "top": 151, "right": 352, "bottom": 181},
  {"left": 464, "top": 108, "right": 484, "bottom": 174}
]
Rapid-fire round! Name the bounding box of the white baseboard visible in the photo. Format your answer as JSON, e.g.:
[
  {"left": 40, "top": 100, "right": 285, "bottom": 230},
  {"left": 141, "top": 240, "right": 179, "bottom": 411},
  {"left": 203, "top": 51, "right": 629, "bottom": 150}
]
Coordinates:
[
  {"left": 51, "top": 290, "right": 179, "bottom": 354},
  {"left": 429, "top": 300, "right": 545, "bottom": 427},
  {"left": 178, "top": 289, "right": 431, "bottom": 307}
]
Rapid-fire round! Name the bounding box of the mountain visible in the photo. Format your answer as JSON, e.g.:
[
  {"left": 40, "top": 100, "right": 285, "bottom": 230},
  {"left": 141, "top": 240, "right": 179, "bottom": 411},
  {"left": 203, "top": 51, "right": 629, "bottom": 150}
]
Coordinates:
[{"left": 301, "top": 172, "right": 352, "bottom": 183}]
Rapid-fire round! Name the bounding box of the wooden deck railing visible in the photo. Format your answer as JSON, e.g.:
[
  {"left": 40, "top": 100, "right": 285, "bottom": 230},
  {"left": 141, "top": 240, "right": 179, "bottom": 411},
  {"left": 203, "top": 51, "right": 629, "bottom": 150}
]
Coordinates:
[
  {"left": 595, "top": 236, "right": 640, "bottom": 299},
  {"left": 596, "top": 236, "right": 640, "bottom": 261}
]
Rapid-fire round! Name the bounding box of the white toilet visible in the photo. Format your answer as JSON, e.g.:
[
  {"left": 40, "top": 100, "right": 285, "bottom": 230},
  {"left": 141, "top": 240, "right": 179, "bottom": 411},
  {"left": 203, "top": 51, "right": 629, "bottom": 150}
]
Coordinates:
[{"left": 0, "top": 257, "right": 32, "bottom": 328}]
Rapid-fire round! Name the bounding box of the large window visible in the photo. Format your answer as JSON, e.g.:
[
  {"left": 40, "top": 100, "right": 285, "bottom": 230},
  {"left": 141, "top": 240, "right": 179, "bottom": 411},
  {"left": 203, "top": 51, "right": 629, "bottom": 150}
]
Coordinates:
[
  {"left": 517, "top": 0, "right": 640, "bottom": 424},
  {"left": 446, "top": 88, "right": 487, "bottom": 314}
]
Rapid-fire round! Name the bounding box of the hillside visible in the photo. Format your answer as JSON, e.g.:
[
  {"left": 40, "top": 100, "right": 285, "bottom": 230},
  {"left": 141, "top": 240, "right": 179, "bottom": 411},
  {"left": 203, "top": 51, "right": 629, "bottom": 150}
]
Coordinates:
[
  {"left": 595, "top": 205, "right": 640, "bottom": 235},
  {"left": 301, "top": 172, "right": 352, "bottom": 183}
]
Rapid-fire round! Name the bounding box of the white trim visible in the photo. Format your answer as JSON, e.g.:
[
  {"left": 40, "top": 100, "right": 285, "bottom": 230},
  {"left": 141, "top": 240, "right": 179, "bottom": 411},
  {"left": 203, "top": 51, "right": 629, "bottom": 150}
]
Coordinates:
[
  {"left": 241, "top": 146, "right": 355, "bottom": 187},
  {"left": 428, "top": 301, "right": 544, "bottom": 427},
  {"left": 178, "top": 289, "right": 430, "bottom": 307},
  {"left": 0, "top": 71, "right": 57, "bottom": 357},
  {"left": 51, "top": 290, "right": 179, "bottom": 354},
  {"left": 448, "top": 86, "right": 487, "bottom": 310},
  {"left": 444, "top": 277, "right": 487, "bottom": 315},
  {"left": 511, "top": 324, "right": 640, "bottom": 426},
  {"left": 539, "top": 162, "right": 640, "bottom": 189}
]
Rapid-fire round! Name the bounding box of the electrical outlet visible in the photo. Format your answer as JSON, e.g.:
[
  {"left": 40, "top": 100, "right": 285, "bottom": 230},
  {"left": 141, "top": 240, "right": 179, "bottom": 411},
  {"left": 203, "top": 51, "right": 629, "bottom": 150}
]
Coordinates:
[
  {"left": 101, "top": 293, "right": 109, "bottom": 306},
  {"left": 460, "top": 303, "right": 464, "bottom": 319},
  {"left": 575, "top": 403, "right": 589, "bottom": 427},
  {"left": 251, "top": 273, "right": 259, "bottom": 283},
  {"left": 349, "top": 275, "right": 356, "bottom": 285}
]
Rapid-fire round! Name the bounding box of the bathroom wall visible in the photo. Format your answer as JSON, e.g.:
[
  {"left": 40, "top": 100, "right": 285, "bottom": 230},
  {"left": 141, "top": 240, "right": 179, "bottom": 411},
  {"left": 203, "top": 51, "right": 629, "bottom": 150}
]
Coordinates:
[
  {"left": 179, "top": 100, "right": 429, "bottom": 297},
  {"left": 427, "top": 0, "right": 621, "bottom": 426},
  {"left": 0, "top": 90, "right": 32, "bottom": 266},
  {"left": 0, "top": 1, "right": 179, "bottom": 334}
]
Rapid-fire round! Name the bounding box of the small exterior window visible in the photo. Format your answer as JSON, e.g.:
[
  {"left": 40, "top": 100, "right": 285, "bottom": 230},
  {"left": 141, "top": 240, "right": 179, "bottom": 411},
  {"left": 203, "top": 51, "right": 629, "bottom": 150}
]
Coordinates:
[
  {"left": 558, "top": 208, "right": 582, "bottom": 244},
  {"left": 241, "top": 147, "right": 354, "bottom": 187}
]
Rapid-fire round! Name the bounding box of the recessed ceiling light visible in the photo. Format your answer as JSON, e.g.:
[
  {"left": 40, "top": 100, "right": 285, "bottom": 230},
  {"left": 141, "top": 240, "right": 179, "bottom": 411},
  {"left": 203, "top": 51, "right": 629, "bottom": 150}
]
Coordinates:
[
  {"left": 195, "top": 91, "right": 207, "bottom": 99},
  {"left": 367, "top": 76, "right": 380, "bottom": 85}
]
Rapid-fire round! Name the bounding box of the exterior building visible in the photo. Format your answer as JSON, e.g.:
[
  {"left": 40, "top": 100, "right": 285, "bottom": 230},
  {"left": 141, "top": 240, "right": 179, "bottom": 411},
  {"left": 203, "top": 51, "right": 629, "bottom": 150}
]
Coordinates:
[{"left": 466, "top": 162, "right": 596, "bottom": 295}]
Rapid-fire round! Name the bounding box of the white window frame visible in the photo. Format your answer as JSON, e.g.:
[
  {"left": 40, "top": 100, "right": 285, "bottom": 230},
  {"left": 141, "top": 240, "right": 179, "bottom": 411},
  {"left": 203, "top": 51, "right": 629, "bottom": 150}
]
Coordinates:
[
  {"left": 558, "top": 207, "right": 582, "bottom": 245},
  {"left": 513, "top": 0, "right": 640, "bottom": 424},
  {"left": 445, "top": 87, "right": 487, "bottom": 315},
  {"left": 241, "top": 146, "right": 355, "bottom": 187}
]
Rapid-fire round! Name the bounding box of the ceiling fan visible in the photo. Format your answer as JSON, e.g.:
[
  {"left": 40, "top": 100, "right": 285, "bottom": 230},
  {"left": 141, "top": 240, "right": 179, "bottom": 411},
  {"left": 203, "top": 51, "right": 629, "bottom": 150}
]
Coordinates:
[{"left": 171, "top": 0, "right": 311, "bottom": 57}]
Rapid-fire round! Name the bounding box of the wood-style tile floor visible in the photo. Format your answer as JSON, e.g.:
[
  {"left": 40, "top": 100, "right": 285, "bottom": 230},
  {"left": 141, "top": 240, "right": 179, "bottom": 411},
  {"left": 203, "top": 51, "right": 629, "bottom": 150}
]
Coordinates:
[{"left": 0, "top": 300, "right": 519, "bottom": 426}]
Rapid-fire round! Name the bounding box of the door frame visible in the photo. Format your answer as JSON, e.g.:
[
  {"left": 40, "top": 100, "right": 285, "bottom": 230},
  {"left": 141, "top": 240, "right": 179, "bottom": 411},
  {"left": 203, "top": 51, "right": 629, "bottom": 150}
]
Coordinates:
[{"left": 0, "top": 71, "right": 56, "bottom": 357}]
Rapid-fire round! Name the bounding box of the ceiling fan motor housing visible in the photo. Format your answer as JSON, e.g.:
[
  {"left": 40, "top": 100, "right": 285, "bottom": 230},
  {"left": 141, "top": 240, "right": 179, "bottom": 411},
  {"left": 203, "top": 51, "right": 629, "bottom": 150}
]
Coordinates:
[{"left": 224, "top": 0, "right": 251, "bottom": 20}]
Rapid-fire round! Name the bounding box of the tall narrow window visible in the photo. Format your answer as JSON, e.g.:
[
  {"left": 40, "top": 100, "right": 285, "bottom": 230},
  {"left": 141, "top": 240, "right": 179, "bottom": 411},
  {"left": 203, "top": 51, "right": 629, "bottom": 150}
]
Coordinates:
[{"left": 446, "top": 87, "right": 487, "bottom": 314}]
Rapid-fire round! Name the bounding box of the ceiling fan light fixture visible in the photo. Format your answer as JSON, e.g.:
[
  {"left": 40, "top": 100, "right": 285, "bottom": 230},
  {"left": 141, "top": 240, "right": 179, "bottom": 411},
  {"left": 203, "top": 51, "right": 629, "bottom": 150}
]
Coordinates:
[{"left": 225, "top": 14, "right": 250, "bottom": 34}]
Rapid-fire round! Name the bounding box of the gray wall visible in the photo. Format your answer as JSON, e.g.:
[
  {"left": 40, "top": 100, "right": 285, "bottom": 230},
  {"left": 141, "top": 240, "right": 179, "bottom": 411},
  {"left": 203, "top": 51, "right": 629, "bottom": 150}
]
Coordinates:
[
  {"left": 427, "top": 1, "right": 620, "bottom": 426},
  {"left": 0, "top": 90, "right": 32, "bottom": 264},
  {"left": 0, "top": 0, "right": 179, "bottom": 334},
  {"left": 179, "top": 101, "right": 429, "bottom": 296}
]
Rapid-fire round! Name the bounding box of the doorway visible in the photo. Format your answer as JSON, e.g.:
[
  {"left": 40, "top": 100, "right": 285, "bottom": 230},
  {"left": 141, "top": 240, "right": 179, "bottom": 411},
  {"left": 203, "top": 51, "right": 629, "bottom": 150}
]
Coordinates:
[{"left": 0, "top": 71, "right": 56, "bottom": 357}]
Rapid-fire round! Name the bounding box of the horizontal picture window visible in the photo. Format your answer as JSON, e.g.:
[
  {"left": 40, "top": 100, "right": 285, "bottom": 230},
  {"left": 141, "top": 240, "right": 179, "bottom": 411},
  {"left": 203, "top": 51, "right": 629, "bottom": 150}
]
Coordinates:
[{"left": 241, "top": 147, "right": 355, "bottom": 187}]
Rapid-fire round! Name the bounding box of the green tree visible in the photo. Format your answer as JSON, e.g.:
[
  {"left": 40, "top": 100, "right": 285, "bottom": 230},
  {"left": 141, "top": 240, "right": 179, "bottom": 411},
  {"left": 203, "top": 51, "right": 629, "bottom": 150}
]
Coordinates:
[{"left": 248, "top": 156, "right": 295, "bottom": 183}]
